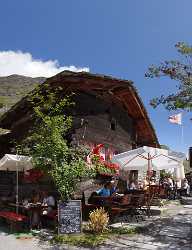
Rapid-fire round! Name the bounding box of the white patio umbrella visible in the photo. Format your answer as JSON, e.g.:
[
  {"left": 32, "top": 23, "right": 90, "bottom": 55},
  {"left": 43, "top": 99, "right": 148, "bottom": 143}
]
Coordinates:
[
  {"left": 0, "top": 154, "right": 33, "bottom": 213},
  {"left": 112, "top": 146, "right": 186, "bottom": 177}
]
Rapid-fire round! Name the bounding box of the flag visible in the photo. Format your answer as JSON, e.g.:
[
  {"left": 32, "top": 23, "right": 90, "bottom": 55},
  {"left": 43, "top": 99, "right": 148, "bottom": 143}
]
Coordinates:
[{"left": 168, "top": 113, "right": 182, "bottom": 125}]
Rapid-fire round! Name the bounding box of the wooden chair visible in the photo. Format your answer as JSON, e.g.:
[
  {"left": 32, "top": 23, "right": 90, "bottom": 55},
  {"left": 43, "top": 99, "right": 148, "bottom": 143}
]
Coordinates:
[
  {"left": 109, "top": 195, "right": 131, "bottom": 219},
  {"left": 82, "top": 192, "right": 101, "bottom": 220},
  {"left": 109, "top": 193, "right": 146, "bottom": 223}
]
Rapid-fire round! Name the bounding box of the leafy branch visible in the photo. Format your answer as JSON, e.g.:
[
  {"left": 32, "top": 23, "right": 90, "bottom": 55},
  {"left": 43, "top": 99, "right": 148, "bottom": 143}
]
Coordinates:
[{"left": 146, "top": 42, "right": 192, "bottom": 111}]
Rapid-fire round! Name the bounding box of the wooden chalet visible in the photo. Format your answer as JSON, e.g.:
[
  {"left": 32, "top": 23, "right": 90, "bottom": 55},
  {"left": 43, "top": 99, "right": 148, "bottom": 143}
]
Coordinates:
[{"left": 0, "top": 71, "right": 159, "bottom": 158}]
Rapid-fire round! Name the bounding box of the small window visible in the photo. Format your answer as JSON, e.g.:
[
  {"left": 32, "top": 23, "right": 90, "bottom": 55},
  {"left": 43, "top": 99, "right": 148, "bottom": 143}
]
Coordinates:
[{"left": 110, "top": 118, "right": 117, "bottom": 130}]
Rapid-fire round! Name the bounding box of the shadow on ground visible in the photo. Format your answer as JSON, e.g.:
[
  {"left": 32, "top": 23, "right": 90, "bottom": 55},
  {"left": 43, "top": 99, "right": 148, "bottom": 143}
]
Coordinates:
[{"left": 100, "top": 213, "right": 192, "bottom": 250}]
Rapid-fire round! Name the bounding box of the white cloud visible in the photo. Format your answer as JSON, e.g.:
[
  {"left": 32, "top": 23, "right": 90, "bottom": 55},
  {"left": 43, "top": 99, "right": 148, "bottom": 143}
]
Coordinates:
[{"left": 0, "top": 51, "right": 89, "bottom": 77}]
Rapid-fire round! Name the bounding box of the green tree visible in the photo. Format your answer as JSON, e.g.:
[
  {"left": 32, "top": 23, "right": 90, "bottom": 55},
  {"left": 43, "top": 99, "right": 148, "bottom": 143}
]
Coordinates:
[
  {"left": 20, "top": 85, "right": 96, "bottom": 200},
  {"left": 146, "top": 42, "right": 192, "bottom": 111}
]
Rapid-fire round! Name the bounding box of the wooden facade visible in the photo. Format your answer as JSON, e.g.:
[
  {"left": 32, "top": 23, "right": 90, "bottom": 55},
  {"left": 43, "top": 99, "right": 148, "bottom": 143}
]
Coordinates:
[
  {"left": 70, "top": 91, "right": 134, "bottom": 155},
  {"left": 0, "top": 71, "right": 159, "bottom": 157}
]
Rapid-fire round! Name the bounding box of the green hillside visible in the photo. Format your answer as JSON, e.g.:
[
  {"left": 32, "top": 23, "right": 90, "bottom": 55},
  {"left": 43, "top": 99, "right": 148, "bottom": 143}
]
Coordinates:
[{"left": 0, "top": 75, "right": 45, "bottom": 116}]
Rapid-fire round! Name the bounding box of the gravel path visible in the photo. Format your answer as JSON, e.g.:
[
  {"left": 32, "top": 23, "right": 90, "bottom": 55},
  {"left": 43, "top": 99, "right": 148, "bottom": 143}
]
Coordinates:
[{"left": 0, "top": 204, "right": 192, "bottom": 250}]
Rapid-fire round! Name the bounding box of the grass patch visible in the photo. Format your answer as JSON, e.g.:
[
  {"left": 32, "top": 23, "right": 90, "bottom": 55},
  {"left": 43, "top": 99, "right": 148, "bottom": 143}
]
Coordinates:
[
  {"left": 52, "top": 233, "right": 108, "bottom": 247},
  {"left": 51, "top": 226, "right": 141, "bottom": 247},
  {"left": 110, "top": 226, "right": 140, "bottom": 235},
  {"left": 14, "top": 232, "right": 34, "bottom": 239}
]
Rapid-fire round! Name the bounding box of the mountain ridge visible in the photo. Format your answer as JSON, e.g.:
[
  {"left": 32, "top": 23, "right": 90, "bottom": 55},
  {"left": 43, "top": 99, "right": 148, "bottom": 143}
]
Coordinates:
[{"left": 0, "top": 74, "right": 46, "bottom": 116}]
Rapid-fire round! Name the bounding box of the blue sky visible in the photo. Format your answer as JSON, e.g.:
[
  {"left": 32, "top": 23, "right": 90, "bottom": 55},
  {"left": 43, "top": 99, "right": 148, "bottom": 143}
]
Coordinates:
[{"left": 0, "top": 0, "right": 192, "bottom": 154}]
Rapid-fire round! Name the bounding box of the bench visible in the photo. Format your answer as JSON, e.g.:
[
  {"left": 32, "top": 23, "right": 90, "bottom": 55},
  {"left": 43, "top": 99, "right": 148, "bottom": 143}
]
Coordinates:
[{"left": 0, "top": 211, "right": 28, "bottom": 232}]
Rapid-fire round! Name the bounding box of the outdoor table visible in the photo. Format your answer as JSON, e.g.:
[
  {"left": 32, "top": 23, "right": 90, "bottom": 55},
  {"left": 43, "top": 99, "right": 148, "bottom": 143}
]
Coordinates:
[
  {"left": 124, "top": 189, "right": 145, "bottom": 195},
  {"left": 92, "top": 195, "right": 126, "bottom": 206}
]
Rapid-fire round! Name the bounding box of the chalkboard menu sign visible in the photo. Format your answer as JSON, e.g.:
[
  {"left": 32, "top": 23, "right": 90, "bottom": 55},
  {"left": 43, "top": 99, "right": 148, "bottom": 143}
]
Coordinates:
[{"left": 58, "top": 200, "right": 82, "bottom": 234}]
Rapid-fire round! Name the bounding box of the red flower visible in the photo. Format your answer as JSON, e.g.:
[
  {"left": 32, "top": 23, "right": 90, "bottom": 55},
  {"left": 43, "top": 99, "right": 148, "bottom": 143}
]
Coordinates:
[
  {"left": 88, "top": 144, "right": 119, "bottom": 176},
  {"left": 103, "top": 161, "right": 119, "bottom": 170},
  {"left": 23, "top": 169, "right": 44, "bottom": 182},
  {"left": 92, "top": 144, "right": 104, "bottom": 155}
]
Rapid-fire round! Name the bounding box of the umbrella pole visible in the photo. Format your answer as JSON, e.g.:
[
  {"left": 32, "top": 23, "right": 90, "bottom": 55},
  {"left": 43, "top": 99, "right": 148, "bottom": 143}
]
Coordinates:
[
  {"left": 148, "top": 153, "right": 151, "bottom": 190},
  {"left": 16, "top": 166, "right": 19, "bottom": 214},
  {"left": 147, "top": 153, "right": 151, "bottom": 178}
]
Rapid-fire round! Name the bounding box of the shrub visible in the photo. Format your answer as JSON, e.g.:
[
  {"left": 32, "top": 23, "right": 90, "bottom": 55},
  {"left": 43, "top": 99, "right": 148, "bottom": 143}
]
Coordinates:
[{"left": 87, "top": 208, "right": 109, "bottom": 233}]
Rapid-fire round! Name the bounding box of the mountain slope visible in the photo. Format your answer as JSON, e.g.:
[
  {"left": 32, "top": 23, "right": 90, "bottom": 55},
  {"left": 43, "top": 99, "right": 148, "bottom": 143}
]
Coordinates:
[{"left": 0, "top": 74, "right": 45, "bottom": 115}]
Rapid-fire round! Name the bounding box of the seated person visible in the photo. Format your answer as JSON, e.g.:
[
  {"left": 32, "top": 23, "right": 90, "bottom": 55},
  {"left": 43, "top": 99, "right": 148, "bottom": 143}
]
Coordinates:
[
  {"left": 129, "top": 181, "right": 137, "bottom": 190},
  {"left": 22, "top": 195, "right": 30, "bottom": 207},
  {"left": 31, "top": 190, "right": 41, "bottom": 204},
  {"left": 176, "top": 179, "right": 181, "bottom": 190},
  {"left": 95, "top": 182, "right": 112, "bottom": 205},
  {"left": 181, "top": 179, "right": 190, "bottom": 196},
  {"left": 96, "top": 182, "right": 111, "bottom": 197},
  {"left": 110, "top": 179, "right": 119, "bottom": 196},
  {"left": 88, "top": 192, "right": 99, "bottom": 204},
  {"left": 142, "top": 177, "right": 149, "bottom": 190},
  {"left": 30, "top": 191, "right": 41, "bottom": 229},
  {"left": 167, "top": 177, "right": 174, "bottom": 189},
  {"left": 41, "top": 191, "right": 56, "bottom": 213},
  {"left": 150, "top": 177, "right": 156, "bottom": 186},
  {"left": 164, "top": 177, "right": 174, "bottom": 199}
]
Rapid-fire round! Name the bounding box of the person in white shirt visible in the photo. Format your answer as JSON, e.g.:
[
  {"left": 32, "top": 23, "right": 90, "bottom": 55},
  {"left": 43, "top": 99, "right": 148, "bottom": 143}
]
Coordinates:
[
  {"left": 167, "top": 177, "right": 174, "bottom": 189},
  {"left": 129, "top": 181, "right": 137, "bottom": 190},
  {"left": 181, "top": 179, "right": 190, "bottom": 196}
]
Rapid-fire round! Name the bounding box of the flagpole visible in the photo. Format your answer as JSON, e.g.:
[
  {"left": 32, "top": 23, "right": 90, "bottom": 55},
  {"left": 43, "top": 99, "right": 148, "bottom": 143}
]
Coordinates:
[
  {"left": 181, "top": 123, "right": 184, "bottom": 151},
  {"left": 168, "top": 112, "right": 183, "bottom": 151}
]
